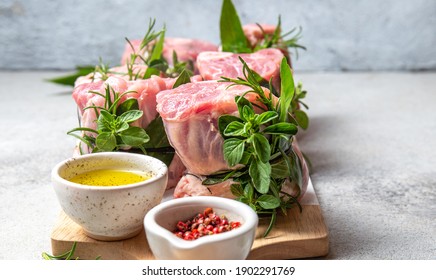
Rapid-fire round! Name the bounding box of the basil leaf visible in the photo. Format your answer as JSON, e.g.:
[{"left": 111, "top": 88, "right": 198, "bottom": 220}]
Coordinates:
[
  {"left": 256, "top": 111, "right": 278, "bottom": 125},
  {"left": 173, "top": 69, "right": 192, "bottom": 88},
  {"left": 249, "top": 158, "right": 271, "bottom": 194},
  {"left": 96, "top": 132, "right": 116, "bottom": 151},
  {"left": 119, "top": 126, "right": 150, "bottom": 146},
  {"left": 119, "top": 110, "right": 143, "bottom": 123},
  {"left": 218, "top": 115, "right": 243, "bottom": 134},
  {"left": 220, "top": 0, "right": 251, "bottom": 53},
  {"left": 116, "top": 98, "right": 139, "bottom": 115},
  {"left": 252, "top": 133, "right": 270, "bottom": 163},
  {"left": 257, "top": 194, "right": 281, "bottom": 209},
  {"left": 262, "top": 123, "right": 298, "bottom": 135},
  {"left": 279, "top": 58, "right": 295, "bottom": 122},
  {"left": 46, "top": 65, "right": 95, "bottom": 86},
  {"left": 294, "top": 110, "right": 309, "bottom": 130},
  {"left": 224, "top": 121, "right": 246, "bottom": 137},
  {"left": 223, "top": 138, "right": 245, "bottom": 167}
]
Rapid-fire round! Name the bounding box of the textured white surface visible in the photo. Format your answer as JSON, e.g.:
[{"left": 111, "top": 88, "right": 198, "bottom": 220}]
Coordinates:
[
  {"left": 0, "top": 0, "right": 435, "bottom": 71},
  {"left": 0, "top": 71, "right": 435, "bottom": 259}
]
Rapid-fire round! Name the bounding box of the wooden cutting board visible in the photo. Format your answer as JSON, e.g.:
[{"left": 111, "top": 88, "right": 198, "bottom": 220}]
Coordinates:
[{"left": 50, "top": 179, "right": 329, "bottom": 260}]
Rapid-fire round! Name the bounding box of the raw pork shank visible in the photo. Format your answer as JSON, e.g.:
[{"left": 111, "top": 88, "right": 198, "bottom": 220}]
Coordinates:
[
  {"left": 72, "top": 75, "right": 185, "bottom": 189},
  {"left": 196, "top": 48, "right": 284, "bottom": 89},
  {"left": 156, "top": 80, "right": 271, "bottom": 175},
  {"left": 120, "top": 37, "right": 218, "bottom": 72}
]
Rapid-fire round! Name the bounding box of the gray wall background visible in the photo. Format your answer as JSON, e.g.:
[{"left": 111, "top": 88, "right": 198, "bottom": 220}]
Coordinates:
[{"left": 0, "top": 0, "right": 435, "bottom": 71}]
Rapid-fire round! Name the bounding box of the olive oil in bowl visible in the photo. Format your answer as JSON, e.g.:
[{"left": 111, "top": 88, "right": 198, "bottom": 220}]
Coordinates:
[{"left": 69, "top": 169, "right": 152, "bottom": 187}]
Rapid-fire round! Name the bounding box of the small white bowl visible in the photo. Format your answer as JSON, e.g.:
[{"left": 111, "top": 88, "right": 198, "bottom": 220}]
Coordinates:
[
  {"left": 51, "top": 152, "right": 168, "bottom": 241},
  {"left": 144, "top": 196, "right": 258, "bottom": 260}
]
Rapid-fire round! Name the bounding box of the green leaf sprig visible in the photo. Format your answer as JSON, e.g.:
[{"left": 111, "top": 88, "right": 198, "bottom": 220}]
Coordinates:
[
  {"left": 206, "top": 57, "right": 306, "bottom": 236},
  {"left": 125, "top": 19, "right": 193, "bottom": 80},
  {"left": 253, "top": 17, "right": 306, "bottom": 59},
  {"left": 219, "top": 0, "right": 306, "bottom": 59},
  {"left": 67, "top": 85, "right": 150, "bottom": 154},
  {"left": 45, "top": 65, "right": 95, "bottom": 86},
  {"left": 42, "top": 242, "right": 101, "bottom": 260}
]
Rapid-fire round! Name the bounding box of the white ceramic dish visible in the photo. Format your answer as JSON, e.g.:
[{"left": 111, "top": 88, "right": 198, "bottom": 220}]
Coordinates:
[
  {"left": 144, "top": 196, "right": 258, "bottom": 260},
  {"left": 51, "top": 152, "right": 168, "bottom": 241}
]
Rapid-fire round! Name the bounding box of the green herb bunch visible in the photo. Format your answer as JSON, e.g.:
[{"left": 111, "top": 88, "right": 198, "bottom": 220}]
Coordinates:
[
  {"left": 204, "top": 57, "right": 306, "bottom": 236},
  {"left": 67, "top": 85, "right": 150, "bottom": 154},
  {"left": 124, "top": 19, "right": 193, "bottom": 81},
  {"left": 220, "top": 0, "right": 306, "bottom": 57}
]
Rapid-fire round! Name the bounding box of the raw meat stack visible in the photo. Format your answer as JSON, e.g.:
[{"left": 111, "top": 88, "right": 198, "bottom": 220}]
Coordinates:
[{"left": 71, "top": 23, "right": 308, "bottom": 198}]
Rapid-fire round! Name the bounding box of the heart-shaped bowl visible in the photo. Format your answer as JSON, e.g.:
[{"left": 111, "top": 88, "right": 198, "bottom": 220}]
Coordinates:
[{"left": 144, "top": 196, "right": 258, "bottom": 260}]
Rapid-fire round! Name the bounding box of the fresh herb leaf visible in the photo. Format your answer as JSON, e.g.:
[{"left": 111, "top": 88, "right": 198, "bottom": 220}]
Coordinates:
[
  {"left": 262, "top": 122, "right": 298, "bottom": 135},
  {"left": 219, "top": 115, "right": 243, "bottom": 134},
  {"left": 223, "top": 138, "right": 245, "bottom": 167},
  {"left": 251, "top": 133, "right": 270, "bottom": 163},
  {"left": 224, "top": 121, "right": 246, "bottom": 137},
  {"left": 119, "top": 126, "right": 150, "bottom": 146},
  {"left": 172, "top": 69, "right": 192, "bottom": 88},
  {"left": 279, "top": 57, "right": 294, "bottom": 122},
  {"left": 257, "top": 194, "right": 281, "bottom": 209},
  {"left": 119, "top": 110, "right": 143, "bottom": 124},
  {"left": 220, "top": 0, "right": 251, "bottom": 53},
  {"left": 294, "top": 110, "right": 309, "bottom": 130},
  {"left": 249, "top": 158, "right": 271, "bottom": 194},
  {"left": 96, "top": 132, "right": 117, "bottom": 151},
  {"left": 46, "top": 65, "right": 95, "bottom": 86},
  {"left": 42, "top": 242, "right": 101, "bottom": 260},
  {"left": 116, "top": 98, "right": 139, "bottom": 115},
  {"left": 143, "top": 115, "right": 175, "bottom": 166}
]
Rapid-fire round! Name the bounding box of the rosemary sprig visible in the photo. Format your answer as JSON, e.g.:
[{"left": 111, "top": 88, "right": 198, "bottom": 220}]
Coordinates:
[
  {"left": 42, "top": 242, "right": 101, "bottom": 260},
  {"left": 253, "top": 16, "right": 306, "bottom": 59},
  {"left": 125, "top": 19, "right": 193, "bottom": 80}
]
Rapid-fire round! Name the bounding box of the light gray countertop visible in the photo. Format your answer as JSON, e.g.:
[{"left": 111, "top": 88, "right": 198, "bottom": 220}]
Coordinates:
[{"left": 0, "top": 71, "right": 435, "bottom": 260}]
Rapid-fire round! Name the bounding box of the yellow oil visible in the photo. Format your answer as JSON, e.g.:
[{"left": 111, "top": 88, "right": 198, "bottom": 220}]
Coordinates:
[{"left": 69, "top": 169, "right": 151, "bottom": 186}]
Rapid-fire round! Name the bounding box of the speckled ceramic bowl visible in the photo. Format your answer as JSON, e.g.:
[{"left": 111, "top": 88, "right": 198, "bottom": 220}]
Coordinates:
[
  {"left": 51, "top": 152, "right": 168, "bottom": 241},
  {"left": 144, "top": 196, "right": 258, "bottom": 259}
]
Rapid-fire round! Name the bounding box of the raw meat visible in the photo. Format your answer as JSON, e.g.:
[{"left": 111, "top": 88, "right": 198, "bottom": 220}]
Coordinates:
[
  {"left": 174, "top": 174, "right": 236, "bottom": 198},
  {"left": 173, "top": 140, "right": 308, "bottom": 200},
  {"left": 72, "top": 75, "right": 186, "bottom": 189},
  {"left": 74, "top": 65, "right": 148, "bottom": 87},
  {"left": 196, "top": 48, "right": 284, "bottom": 89},
  {"left": 243, "top": 23, "right": 277, "bottom": 48},
  {"left": 73, "top": 75, "right": 165, "bottom": 129},
  {"left": 243, "top": 23, "right": 292, "bottom": 65},
  {"left": 156, "top": 80, "right": 272, "bottom": 175},
  {"left": 120, "top": 37, "right": 218, "bottom": 72}
]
